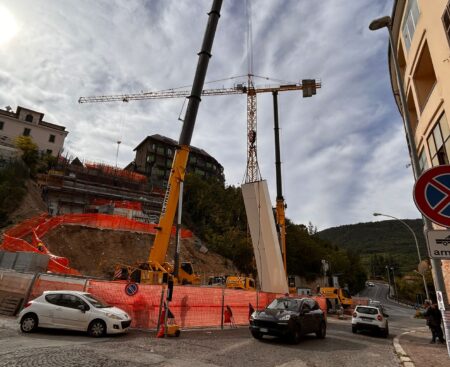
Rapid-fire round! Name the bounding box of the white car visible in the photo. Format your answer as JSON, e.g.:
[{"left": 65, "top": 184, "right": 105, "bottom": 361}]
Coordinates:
[
  {"left": 17, "top": 290, "right": 131, "bottom": 337},
  {"left": 366, "top": 281, "right": 375, "bottom": 287},
  {"left": 352, "top": 305, "right": 389, "bottom": 337}
]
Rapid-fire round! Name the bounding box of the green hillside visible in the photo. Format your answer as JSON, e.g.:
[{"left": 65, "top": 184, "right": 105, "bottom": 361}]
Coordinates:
[{"left": 316, "top": 219, "right": 427, "bottom": 275}]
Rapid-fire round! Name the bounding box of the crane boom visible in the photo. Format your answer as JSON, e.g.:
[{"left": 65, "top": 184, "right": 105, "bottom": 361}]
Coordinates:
[{"left": 78, "top": 81, "right": 321, "bottom": 104}]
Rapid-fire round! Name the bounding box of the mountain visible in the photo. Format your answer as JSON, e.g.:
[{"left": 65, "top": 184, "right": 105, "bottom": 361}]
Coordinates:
[{"left": 316, "top": 219, "right": 427, "bottom": 274}]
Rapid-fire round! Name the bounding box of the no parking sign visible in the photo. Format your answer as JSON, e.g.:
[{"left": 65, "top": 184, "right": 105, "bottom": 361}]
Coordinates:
[
  {"left": 125, "top": 282, "right": 139, "bottom": 296},
  {"left": 414, "top": 165, "right": 450, "bottom": 227}
]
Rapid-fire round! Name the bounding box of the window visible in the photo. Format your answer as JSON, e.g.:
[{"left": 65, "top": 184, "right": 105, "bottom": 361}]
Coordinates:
[
  {"left": 46, "top": 149, "right": 53, "bottom": 155},
  {"left": 412, "top": 42, "right": 437, "bottom": 111},
  {"left": 427, "top": 113, "right": 450, "bottom": 166},
  {"left": 156, "top": 146, "right": 165, "bottom": 155},
  {"left": 45, "top": 294, "right": 61, "bottom": 305},
  {"left": 0, "top": 121, "right": 3, "bottom": 130},
  {"left": 443, "top": 1, "right": 450, "bottom": 46},
  {"left": 419, "top": 149, "right": 428, "bottom": 173},
  {"left": 49, "top": 134, "right": 55, "bottom": 143},
  {"left": 402, "top": 0, "right": 420, "bottom": 51},
  {"left": 23, "top": 128, "right": 31, "bottom": 136},
  {"left": 25, "top": 114, "right": 33, "bottom": 122},
  {"left": 146, "top": 153, "right": 155, "bottom": 163}
]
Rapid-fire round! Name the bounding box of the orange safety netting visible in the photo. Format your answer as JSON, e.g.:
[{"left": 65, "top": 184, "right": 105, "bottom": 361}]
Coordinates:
[
  {"left": 84, "top": 162, "right": 147, "bottom": 183},
  {"left": 1, "top": 234, "right": 79, "bottom": 275},
  {"left": 84, "top": 280, "right": 328, "bottom": 329},
  {"left": 90, "top": 199, "right": 142, "bottom": 211},
  {"left": 1, "top": 213, "right": 193, "bottom": 276}
]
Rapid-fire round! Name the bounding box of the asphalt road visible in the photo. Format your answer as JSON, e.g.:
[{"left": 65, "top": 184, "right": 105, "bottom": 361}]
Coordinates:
[{"left": 0, "top": 284, "right": 420, "bottom": 367}]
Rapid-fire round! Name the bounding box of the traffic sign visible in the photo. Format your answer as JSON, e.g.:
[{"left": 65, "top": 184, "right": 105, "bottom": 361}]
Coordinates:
[
  {"left": 414, "top": 165, "right": 450, "bottom": 227},
  {"left": 426, "top": 230, "right": 450, "bottom": 259},
  {"left": 125, "top": 282, "right": 139, "bottom": 296}
]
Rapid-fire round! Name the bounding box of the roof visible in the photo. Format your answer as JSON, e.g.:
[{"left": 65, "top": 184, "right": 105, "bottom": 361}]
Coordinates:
[
  {"left": 42, "top": 290, "right": 88, "bottom": 295},
  {"left": 134, "top": 134, "right": 219, "bottom": 162},
  {"left": 0, "top": 106, "right": 67, "bottom": 132}
]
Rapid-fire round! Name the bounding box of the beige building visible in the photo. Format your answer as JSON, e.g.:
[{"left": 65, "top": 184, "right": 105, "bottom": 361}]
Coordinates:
[
  {"left": 390, "top": 0, "right": 450, "bottom": 299},
  {"left": 0, "top": 106, "right": 68, "bottom": 157}
]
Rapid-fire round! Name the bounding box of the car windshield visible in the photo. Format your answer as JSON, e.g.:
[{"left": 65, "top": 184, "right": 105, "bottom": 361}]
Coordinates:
[
  {"left": 356, "top": 306, "right": 379, "bottom": 315},
  {"left": 83, "top": 293, "right": 111, "bottom": 308},
  {"left": 267, "top": 298, "right": 300, "bottom": 311}
]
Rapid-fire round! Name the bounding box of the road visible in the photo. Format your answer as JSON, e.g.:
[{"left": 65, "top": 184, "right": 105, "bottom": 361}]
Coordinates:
[{"left": 0, "top": 284, "right": 421, "bottom": 367}]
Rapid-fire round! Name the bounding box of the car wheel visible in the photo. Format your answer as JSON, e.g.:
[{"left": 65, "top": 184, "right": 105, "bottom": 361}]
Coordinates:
[
  {"left": 316, "top": 322, "right": 326, "bottom": 339},
  {"left": 88, "top": 319, "right": 106, "bottom": 337},
  {"left": 291, "top": 326, "right": 301, "bottom": 344},
  {"left": 251, "top": 330, "right": 263, "bottom": 340},
  {"left": 352, "top": 326, "right": 357, "bottom": 334},
  {"left": 20, "top": 313, "right": 38, "bottom": 333},
  {"left": 175, "top": 329, "right": 181, "bottom": 337}
]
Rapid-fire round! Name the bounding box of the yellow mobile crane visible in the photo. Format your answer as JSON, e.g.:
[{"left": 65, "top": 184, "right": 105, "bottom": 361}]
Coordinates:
[{"left": 82, "top": 0, "right": 223, "bottom": 285}]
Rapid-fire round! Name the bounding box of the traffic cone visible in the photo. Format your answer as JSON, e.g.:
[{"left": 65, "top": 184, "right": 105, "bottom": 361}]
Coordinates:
[{"left": 156, "top": 308, "right": 166, "bottom": 338}]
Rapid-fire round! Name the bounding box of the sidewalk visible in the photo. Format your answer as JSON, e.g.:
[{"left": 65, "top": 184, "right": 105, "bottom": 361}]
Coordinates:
[
  {"left": 395, "top": 326, "right": 449, "bottom": 367},
  {"left": 0, "top": 315, "right": 18, "bottom": 331}
]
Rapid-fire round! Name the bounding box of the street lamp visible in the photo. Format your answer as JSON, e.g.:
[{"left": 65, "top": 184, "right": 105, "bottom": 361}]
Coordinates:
[
  {"left": 373, "top": 212, "right": 431, "bottom": 301},
  {"left": 385, "top": 265, "right": 392, "bottom": 298},
  {"left": 414, "top": 270, "right": 431, "bottom": 301},
  {"left": 369, "top": 15, "right": 447, "bottom": 304},
  {"left": 391, "top": 266, "right": 398, "bottom": 302}
]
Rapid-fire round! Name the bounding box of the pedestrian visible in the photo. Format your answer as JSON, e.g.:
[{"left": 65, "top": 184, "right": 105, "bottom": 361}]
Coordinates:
[{"left": 423, "top": 301, "right": 445, "bottom": 344}]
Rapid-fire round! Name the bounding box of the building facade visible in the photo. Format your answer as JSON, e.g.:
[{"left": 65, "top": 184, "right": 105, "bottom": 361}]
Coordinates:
[
  {"left": 0, "top": 106, "right": 68, "bottom": 157},
  {"left": 390, "top": 0, "right": 450, "bottom": 299},
  {"left": 132, "top": 134, "right": 225, "bottom": 189}
]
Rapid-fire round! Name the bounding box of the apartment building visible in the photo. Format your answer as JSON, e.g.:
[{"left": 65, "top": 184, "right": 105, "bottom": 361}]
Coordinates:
[
  {"left": 390, "top": 0, "right": 450, "bottom": 298},
  {"left": 0, "top": 106, "right": 68, "bottom": 157},
  {"left": 131, "top": 134, "right": 225, "bottom": 189}
]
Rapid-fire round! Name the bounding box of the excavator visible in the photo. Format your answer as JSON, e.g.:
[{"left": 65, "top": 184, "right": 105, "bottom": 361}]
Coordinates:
[{"left": 114, "top": 0, "right": 223, "bottom": 285}]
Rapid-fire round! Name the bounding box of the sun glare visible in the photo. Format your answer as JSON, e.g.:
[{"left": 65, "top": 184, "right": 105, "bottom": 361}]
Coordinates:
[{"left": 0, "top": 5, "right": 18, "bottom": 45}]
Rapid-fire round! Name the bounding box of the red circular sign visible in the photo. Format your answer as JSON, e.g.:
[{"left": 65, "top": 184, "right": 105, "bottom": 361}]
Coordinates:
[{"left": 414, "top": 165, "right": 450, "bottom": 227}]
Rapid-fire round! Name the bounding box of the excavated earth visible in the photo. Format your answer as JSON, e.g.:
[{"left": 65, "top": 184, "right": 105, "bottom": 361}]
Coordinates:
[
  {"left": 43, "top": 225, "right": 238, "bottom": 280},
  {"left": 4, "top": 180, "right": 238, "bottom": 280}
]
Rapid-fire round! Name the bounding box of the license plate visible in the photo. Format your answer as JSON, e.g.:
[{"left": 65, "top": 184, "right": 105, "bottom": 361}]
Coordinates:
[
  {"left": 361, "top": 317, "right": 373, "bottom": 322},
  {"left": 260, "top": 328, "right": 268, "bottom": 333}
]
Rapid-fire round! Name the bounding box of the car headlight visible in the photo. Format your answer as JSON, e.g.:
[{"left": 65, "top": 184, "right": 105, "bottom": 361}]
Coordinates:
[
  {"left": 106, "top": 313, "right": 123, "bottom": 320},
  {"left": 279, "top": 314, "right": 291, "bottom": 321},
  {"left": 250, "top": 311, "right": 257, "bottom": 321}
]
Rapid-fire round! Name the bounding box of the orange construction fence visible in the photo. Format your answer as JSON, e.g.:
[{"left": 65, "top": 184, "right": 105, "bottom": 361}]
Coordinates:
[
  {"left": 1, "top": 213, "right": 194, "bottom": 276},
  {"left": 26, "top": 276, "right": 328, "bottom": 330}
]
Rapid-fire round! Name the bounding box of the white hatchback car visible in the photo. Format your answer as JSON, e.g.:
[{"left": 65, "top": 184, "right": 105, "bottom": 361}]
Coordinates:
[
  {"left": 18, "top": 290, "right": 132, "bottom": 337},
  {"left": 352, "top": 305, "right": 389, "bottom": 337}
]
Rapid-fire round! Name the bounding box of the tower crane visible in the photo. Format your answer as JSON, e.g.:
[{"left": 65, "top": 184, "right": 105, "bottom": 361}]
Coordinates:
[{"left": 79, "top": 78, "right": 321, "bottom": 278}]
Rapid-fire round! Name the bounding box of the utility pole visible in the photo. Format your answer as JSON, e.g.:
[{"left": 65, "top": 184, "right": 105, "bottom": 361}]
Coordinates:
[{"left": 385, "top": 265, "right": 392, "bottom": 298}]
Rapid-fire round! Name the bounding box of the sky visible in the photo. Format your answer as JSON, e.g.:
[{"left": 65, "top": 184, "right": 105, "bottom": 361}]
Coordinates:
[{"left": 0, "top": 0, "right": 423, "bottom": 230}]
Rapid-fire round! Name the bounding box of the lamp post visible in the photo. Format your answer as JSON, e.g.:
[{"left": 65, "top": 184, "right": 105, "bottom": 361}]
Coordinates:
[
  {"left": 414, "top": 270, "right": 431, "bottom": 301},
  {"left": 373, "top": 212, "right": 431, "bottom": 302},
  {"left": 385, "top": 265, "right": 392, "bottom": 298},
  {"left": 369, "top": 16, "right": 447, "bottom": 304},
  {"left": 391, "top": 266, "right": 398, "bottom": 302}
]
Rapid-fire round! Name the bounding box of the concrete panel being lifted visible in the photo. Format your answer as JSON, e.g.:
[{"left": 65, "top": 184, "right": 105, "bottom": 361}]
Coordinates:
[{"left": 242, "top": 180, "right": 288, "bottom": 294}]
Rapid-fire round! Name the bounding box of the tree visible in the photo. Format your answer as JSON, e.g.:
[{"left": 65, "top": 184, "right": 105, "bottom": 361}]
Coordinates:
[{"left": 14, "top": 136, "right": 39, "bottom": 172}]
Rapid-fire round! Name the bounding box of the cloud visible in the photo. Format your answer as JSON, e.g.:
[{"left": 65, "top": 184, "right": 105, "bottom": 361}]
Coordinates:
[{"left": 1, "top": 0, "right": 421, "bottom": 229}]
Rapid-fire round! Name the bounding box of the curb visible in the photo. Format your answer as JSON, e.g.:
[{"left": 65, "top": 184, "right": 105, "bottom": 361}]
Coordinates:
[{"left": 393, "top": 330, "right": 416, "bottom": 367}]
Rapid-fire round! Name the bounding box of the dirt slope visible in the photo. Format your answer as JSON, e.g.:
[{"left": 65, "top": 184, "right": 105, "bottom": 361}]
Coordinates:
[
  {"left": 10, "top": 180, "right": 48, "bottom": 222},
  {"left": 43, "top": 225, "right": 238, "bottom": 280}
]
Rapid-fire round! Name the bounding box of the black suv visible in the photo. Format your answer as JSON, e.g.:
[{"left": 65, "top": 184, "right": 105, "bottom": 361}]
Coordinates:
[{"left": 249, "top": 297, "right": 326, "bottom": 343}]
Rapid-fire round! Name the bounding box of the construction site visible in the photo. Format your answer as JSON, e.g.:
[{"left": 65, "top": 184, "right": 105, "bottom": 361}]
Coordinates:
[{"left": 0, "top": 0, "right": 347, "bottom": 331}]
